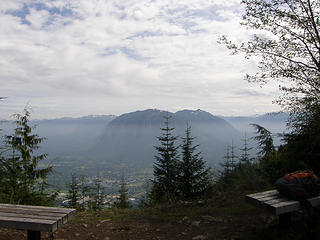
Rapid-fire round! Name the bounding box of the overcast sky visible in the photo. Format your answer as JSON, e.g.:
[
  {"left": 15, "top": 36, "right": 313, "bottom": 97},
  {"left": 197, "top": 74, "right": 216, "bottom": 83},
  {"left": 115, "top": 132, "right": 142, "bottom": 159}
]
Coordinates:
[{"left": 0, "top": 0, "right": 281, "bottom": 119}]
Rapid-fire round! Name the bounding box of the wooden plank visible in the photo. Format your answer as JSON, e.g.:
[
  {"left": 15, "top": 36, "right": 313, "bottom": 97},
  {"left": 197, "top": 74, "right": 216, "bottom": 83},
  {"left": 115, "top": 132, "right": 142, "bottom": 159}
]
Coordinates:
[
  {"left": 0, "top": 204, "right": 76, "bottom": 221},
  {"left": 0, "top": 212, "right": 62, "bottom": 221},
  {"left": 246, "top": 190, "right": 292, "bottom": 214},
  {"left": 0, "top": 208, "right": 68, "bottom": 218},
  {"left": 272, "top": 201, "right": 301, "bottom": 215},
  {"left": 256, "top": 195, "right": 282, "bottom": 202},
  {"left": 0, "top": 206, "right": 76, "bottom": 225},
  {"left": 272, "top": 196, "right": 320, "bottom": 215},
  {"left": 247, "top": 190, "right": 278, "bottom": 199},
  {"left": 0, "top": 204, "right": 74, "bottom": 214},
  {"left": 264, "top": 198, "right": 295, "bottom": 206},
  {"left": 308, "top": 196, "right": 320, "bottom": 207},
  {"left": 61, "top": 209, "right": 76, "bottom": 224},
  {"left": 0, "top": 216, "right": 57, "bottom": 232},
  {"left": 245, "top": 195, "right": 277, "bottom": 213},
  {"left": 0, "top": 204, "right": 76, "bottom": 232},
  {"left": 246, "top": 190, "right": 320, "bottom": 215}
]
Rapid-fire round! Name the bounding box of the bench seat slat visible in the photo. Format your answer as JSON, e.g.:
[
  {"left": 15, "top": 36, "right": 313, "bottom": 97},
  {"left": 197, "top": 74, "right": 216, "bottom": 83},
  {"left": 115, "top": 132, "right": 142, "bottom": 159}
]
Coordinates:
[
  {"left": 0, "top": 204, "right": 73, "bottom": 214},
  {"left": 247, "top": 190, "right": 278, "bottom": 199},
  {"left": 256, "top": 195, "right": 284, "bottom": 202},
  {"left": 0, "top": 216, "right": 57, "bottom": 232},
  {"left": 264, "top": 198, "right": 296, "bottom": 206},
  {"left": 0, "top": 208, "right": 69, "bottom": 218},
  {"left": 0, "top": 212, "right": 64, "bottom": 221},
  {"left": 246, "top": 190, "right": 320, "bottom": 215},
  {"left": 0, "top": 204, "right": 76, "bottom": 233}
]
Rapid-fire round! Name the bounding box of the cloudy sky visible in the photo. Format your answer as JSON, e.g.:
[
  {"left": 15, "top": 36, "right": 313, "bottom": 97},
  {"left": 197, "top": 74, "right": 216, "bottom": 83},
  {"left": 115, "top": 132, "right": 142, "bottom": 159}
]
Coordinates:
[{"left": 0, "top": 0, "right": 281, "bottom": 119}]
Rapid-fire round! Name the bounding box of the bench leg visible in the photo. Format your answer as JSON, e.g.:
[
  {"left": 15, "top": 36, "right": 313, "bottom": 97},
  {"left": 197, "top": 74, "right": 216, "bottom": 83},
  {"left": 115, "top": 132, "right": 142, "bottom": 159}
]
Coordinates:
[
  {"left": 27, "top": 230, "right": 41, "bottom": 240},
  {"left": 279, "top": 212, "right": 291, "bottom": 229}
]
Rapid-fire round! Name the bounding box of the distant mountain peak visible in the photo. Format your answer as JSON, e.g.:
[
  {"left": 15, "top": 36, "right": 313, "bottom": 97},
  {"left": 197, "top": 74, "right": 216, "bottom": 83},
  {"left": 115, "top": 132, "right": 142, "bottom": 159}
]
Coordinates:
[
  {"left": 106, "top": 108, "right": 231, "bottom": 129},
  {"left": 174, "top": 109, "right": 223, "bottom": 123},
  {"left": 175, "top": 109, "right": 210, "bottom": 115}
]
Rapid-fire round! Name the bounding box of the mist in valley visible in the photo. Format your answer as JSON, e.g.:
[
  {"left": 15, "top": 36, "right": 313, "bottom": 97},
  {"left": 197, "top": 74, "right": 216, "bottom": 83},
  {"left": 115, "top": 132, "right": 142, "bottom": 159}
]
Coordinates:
[{"left": 0, "top": 109, "right": 289, "bottom": 191}]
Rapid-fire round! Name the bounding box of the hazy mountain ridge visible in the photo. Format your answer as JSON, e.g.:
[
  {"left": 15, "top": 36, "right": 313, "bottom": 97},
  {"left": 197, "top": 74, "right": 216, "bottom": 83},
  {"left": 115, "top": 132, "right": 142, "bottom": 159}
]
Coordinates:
[
  {"left": 93, "top": 109, "right": 241, "bottom": 168},
  {"left": 175, "top": 109, "right": 229, "bottom": 125},
  {"left": 221, "top": 112, "right": 289, "bottom": 134},
  {"left": 108, "top": 109, "right": 166, "bottom": 127},
  {"left": 0, "top": 114, "right": 116, "bottom": 156},
  {"left": 0, "top": 110, "right": 289, "bottom": 174},
  {"left": 34, "top": 115, "right": 117, "bottom": 124}
]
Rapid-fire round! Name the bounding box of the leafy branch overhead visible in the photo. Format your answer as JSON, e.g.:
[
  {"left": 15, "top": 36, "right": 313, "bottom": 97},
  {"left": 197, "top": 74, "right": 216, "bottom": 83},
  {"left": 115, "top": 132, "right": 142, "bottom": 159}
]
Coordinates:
[{"left": 219, "top": 0, "right": 320, "bottom": 113}]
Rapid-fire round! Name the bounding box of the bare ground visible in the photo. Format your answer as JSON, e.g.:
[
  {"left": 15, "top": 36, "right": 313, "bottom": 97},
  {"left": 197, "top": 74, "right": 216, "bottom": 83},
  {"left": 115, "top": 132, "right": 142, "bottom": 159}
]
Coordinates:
[{"left": 0, "top": 199, "right": 319, "bottom": 240}]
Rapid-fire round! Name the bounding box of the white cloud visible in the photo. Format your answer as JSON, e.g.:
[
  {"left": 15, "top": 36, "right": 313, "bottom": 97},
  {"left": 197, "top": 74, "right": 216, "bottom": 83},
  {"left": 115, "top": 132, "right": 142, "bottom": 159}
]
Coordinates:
[
  {"left": 0, "top": 0, "right": 24, "bottom": 12},
  {"left": 0, "top": 0, "right": 280, "bottom": 119},
  {"left": 26, "top": 8, "right": 50, "bottom": 29}
]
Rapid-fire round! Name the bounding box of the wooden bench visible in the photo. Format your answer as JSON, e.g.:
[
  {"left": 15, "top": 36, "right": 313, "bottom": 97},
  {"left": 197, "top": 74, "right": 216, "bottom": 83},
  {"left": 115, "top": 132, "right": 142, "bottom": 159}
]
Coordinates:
[
  {"left": 0, "top": 203, "right": 76, "bottom": 240},
  {"left": 246, "top": 190, "right": 320, "bottom": 226}
]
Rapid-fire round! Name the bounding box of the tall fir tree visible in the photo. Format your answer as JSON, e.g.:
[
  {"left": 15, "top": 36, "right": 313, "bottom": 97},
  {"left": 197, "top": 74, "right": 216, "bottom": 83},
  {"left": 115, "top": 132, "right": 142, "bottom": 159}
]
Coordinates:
[
  {"left": 90, "top": 173, "right": 104, "bottom": 211},
  {"left": 220, "top": 141, "right": 237, "bottom": 176},
  {"left": 78, "top": 175, "right": 90, "bottom": 210},
  {"left": 238, "top": 133, "right": 253, "bottom": 167},
  {"left": 0, "top": 106, "right": 55, "bottom": 205},
  {"left": 251, "top": 124, "right": 276, "bottom": 164},
  {"left": 66, "top": 174, "right": 79, "bottom": 209},
  {"left": 230, "top": 140, "right": 237, "bottom": 170},
  {"left": 220, "top": 145, "right": 232, "bottom": 176},
  {"left": 179, "top": 124, "right": 211, "bottom": 200},
  {"left": 251, "top": 124, "right": 283, "bottom": 183},
  {"left": 152, "top": 113, "right": 180, "bottom": 203},
  {"left": 115, "top": 174, "right": 131, "bottom": 209}
]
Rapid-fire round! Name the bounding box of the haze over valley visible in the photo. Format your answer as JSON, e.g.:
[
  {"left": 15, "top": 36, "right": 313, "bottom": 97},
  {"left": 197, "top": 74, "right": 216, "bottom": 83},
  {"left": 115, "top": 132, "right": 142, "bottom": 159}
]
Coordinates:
[{"left": 1, "top": 108, "right": 289, "bottom": 192}]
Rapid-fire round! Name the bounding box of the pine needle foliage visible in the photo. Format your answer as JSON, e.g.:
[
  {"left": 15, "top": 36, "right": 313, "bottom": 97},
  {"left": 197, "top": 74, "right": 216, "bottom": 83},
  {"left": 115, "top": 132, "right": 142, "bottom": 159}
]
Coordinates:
[
  {"left": 0, "top": 106, "right": 56, "bottom": 205},
  {"left": 66, "top": 174, "right": 80, "bottom": 209},
  {"left": 152, "top": 113, "right": 180, "bottom": 203},
  {"left": 115, "top": 175, "right": 131, "bottom": 209},
  {"left": 179, "top": 124, "right": 211, "bottom": 200},
  {"left": 90, "top": 174, "right": 104, "bottom": 211},
  {"left": 251, "top": 124, "right": 276, "bottom": 162},
  {"left": 238, "top": 133, "right": 253, "bottom": 167}
]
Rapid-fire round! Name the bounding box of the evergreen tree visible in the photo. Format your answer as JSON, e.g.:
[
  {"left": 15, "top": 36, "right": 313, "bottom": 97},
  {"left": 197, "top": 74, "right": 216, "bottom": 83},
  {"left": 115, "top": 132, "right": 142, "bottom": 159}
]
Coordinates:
[
  {"left": 90, "top": 173, "right": 104, "bottom": 211},
  {"left": 78, "top": 175, "right": 90, "bottom": 210},
  {"left": 220, "top": 141, "right": 237, "bottom": 175},
  {"left": 220, "top": 145, "right": 232, "bottom": 176},
  {"left": 251, "top": 124, "right": 276, "bottom": 164},
  {"left": 219, "top": 143, "right": 238, "bottom": 189},
  {"left": 66, "top": 174, "right": 79, "bottom": 209},
  {"left": 230, "top": 140, "right": 237, "bottom": 170},
  {"left": 0, "top": 107, "right": 55, "bottom": 205},
  {"left": 251, "top": 124, "right": 283, "bottom": 183},
  {"left": 115, "top": 175, "right": 131, "bottom": 209},
  {"left": 179, "top": 124, "right": 211, "bottom": 200},
  {"left": 238, "top": 133, "right": 253, "bottom": 167},
  {"left": 152, "top": 113, "right": 180, "bottom": 203}
]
